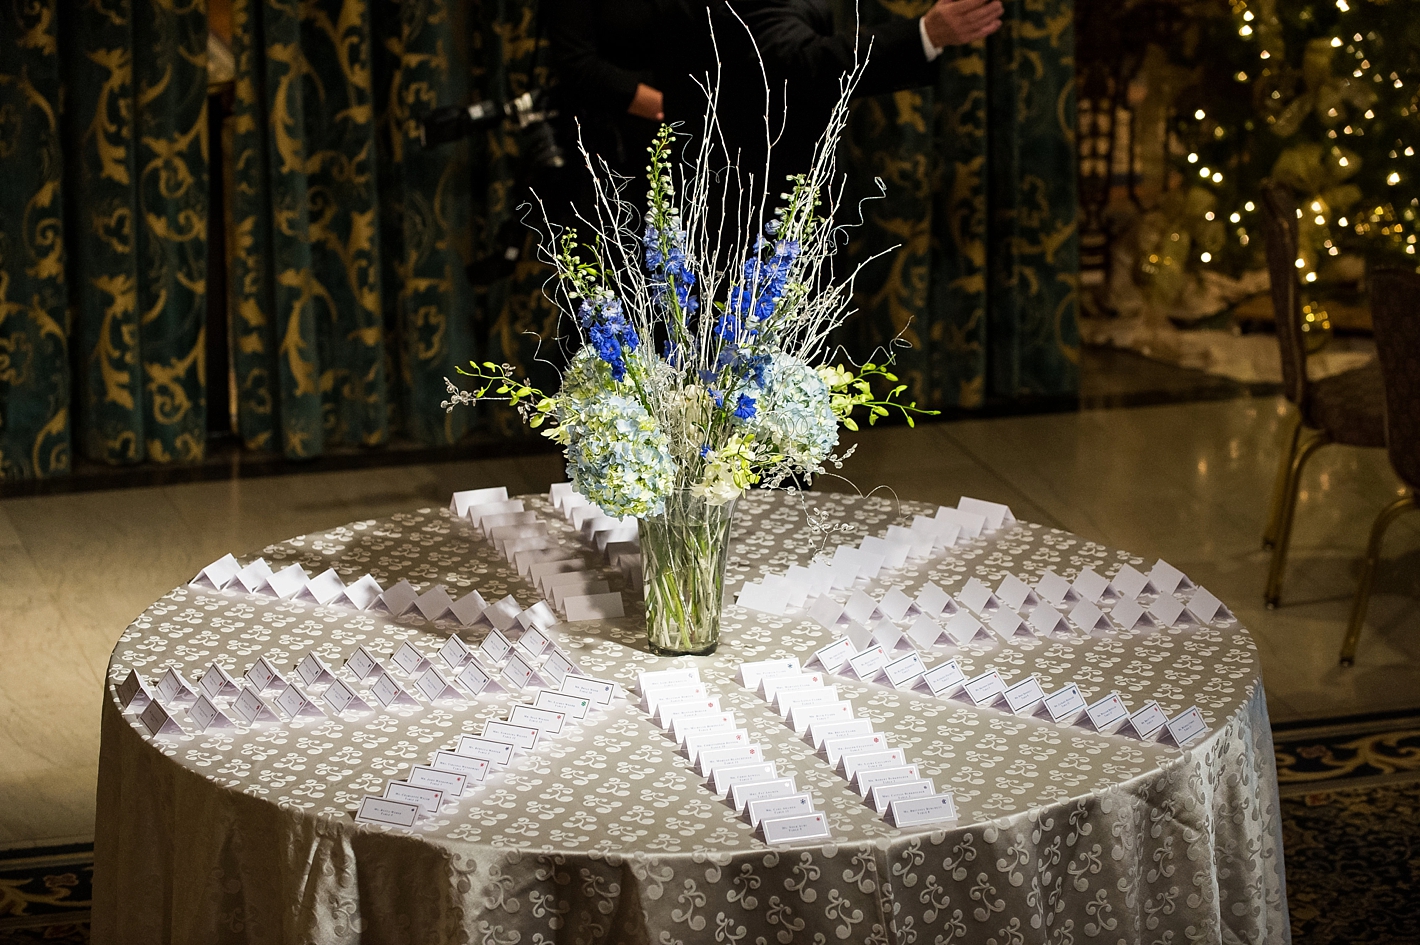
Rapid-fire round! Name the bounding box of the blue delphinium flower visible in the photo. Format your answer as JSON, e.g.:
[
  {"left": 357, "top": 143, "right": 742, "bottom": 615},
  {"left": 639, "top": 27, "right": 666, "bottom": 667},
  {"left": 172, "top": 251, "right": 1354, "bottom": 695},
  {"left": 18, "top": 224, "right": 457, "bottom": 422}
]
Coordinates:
[
  {"left": 645, "top": 224, "right": 699, "bottom": 315},
  {"left": 732, "top": 393, "right": 758, "bottom": 420},
  {"left": 578, "top": 296, "right": 639, "bottom": 382}
]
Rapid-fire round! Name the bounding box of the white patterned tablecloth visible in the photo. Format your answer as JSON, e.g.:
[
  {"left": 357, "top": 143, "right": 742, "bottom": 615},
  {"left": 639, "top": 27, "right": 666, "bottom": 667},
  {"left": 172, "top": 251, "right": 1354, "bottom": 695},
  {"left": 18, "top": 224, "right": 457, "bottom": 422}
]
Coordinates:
[{"left": 93, "top": 490, "right": 1289, "bottom": 944}]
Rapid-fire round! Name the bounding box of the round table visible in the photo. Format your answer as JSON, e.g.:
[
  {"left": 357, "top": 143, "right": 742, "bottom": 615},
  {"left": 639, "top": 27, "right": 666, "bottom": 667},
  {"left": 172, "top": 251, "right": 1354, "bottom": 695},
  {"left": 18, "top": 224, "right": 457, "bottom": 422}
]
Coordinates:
[{"left": 92, "top": 491, "right": 1290, "bottom": 944}]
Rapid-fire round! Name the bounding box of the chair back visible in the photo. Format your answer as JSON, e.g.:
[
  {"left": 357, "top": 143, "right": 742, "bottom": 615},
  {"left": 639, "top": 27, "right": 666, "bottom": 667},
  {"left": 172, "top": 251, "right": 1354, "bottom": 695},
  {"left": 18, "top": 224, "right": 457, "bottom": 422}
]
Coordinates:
[
  {"left": 1369, "top": 268, "right": 1420, "bottom": 490},
  {"left": 1259, "top": 181, "right": 1309, "bottom": 407}
]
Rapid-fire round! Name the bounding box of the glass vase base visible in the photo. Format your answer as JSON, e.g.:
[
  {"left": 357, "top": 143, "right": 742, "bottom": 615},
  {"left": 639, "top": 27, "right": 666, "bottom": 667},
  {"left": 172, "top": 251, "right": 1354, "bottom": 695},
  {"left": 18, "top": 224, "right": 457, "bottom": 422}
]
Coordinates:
[{"left": 647, "top": 639, "right": 719, "bottom": 658}]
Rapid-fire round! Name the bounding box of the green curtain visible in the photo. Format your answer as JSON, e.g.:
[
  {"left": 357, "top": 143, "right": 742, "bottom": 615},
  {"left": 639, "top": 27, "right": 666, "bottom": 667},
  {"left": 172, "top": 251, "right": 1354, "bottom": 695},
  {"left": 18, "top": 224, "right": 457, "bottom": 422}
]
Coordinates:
[
  {"left": 0, "top": 2, "right": 69, "bottom": 478},
  {"left": 0, "top": 0, "right": 208, "bottom": 478},
  {"left": 839, "top": 0, "right": 1079, "bottom": 408}
]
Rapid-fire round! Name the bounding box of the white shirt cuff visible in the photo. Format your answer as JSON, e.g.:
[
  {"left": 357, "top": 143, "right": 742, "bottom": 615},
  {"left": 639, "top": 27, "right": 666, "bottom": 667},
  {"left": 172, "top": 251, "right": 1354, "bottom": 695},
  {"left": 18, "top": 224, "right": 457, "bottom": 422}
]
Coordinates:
[{"left": 919, "top": 16, "right": 944, "bottom": 62}]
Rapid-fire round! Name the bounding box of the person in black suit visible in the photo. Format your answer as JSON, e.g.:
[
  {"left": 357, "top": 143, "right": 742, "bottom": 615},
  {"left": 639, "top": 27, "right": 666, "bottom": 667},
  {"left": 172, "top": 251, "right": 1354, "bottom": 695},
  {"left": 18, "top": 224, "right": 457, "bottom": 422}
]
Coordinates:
[{"left": 715, "top": 0, "right": 1004, "bottom": 190}]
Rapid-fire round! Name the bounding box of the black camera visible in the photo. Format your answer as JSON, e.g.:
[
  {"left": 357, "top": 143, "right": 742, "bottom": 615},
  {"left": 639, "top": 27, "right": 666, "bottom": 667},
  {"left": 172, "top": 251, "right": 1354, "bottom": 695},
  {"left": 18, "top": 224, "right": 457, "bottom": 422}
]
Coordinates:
[{"left": 420, "top": 90, "right": 571, "bottom": 285}]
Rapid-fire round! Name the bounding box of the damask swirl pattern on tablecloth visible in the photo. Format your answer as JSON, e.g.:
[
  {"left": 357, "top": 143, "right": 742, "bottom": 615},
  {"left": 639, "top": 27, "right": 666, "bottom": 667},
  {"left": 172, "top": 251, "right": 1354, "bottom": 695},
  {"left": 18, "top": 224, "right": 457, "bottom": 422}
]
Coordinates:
[{"left": 93, "top": 490, "right": 1290, "bottom": 944}]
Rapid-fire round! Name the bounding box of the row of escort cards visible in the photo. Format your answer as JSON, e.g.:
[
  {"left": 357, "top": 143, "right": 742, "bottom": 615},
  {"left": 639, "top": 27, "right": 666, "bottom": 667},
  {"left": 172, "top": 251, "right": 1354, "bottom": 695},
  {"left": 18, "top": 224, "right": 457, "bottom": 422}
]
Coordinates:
[
  {"left": 633, "top": 666, "right": 835, "bottom": 847},
  {"left": 113, "top": 616, "right": 620, "bottom": 745},
  {"left": 738, "top": 657, "right": 960, "bottom": 831}
]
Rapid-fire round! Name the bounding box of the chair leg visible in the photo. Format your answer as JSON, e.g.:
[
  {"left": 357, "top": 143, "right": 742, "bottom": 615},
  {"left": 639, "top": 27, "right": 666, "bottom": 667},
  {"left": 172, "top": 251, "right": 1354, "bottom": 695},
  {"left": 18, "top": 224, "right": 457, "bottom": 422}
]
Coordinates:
[
  {"left": 1263, "top": 431, "right": 1330, "bottom": 608},
  {"left": 1339, "top": 491, "right": 1418, "bottom": 666},
  {"left": 1263, "top": 412, "right": 1303, "bottom": 550}
]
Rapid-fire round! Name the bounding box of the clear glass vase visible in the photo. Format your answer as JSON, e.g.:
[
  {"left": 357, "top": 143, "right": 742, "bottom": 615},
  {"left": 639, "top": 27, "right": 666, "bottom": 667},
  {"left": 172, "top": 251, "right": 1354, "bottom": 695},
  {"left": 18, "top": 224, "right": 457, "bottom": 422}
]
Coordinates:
[{"left": 638, "top": 489, "right": 737, "bottom": 656}]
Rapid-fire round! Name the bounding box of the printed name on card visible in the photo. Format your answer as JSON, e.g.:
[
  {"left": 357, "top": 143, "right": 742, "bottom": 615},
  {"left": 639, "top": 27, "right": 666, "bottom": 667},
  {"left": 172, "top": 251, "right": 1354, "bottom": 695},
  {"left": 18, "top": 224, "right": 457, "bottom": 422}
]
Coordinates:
[
  {"left": 1084, "top": 691, "right": 1129, "bottom": 732},
  {"left": 887, "top": 793, "right": 958, "bottom": 828},
  {"left": 563, "top": 673, "right": 617, "bottom": 705},
  {"left": 713, "top": 762, "right": 778, "bottom": 798},
  {"left": 870, "top": 778, "right": 935, "bottom": 815},
  {"left": 883, "top": 652, "right": 927, "bottom": 690},
  {"left": 390, "top": 642, "right": 431, "bottom": 677},
  {"left": 761, "top": 672, "right": 822, "bottom": 703},
  {"left": 415, "top": 667, "right": 463, "bottom": 702},
  {"left": 453, "top": 731, "right": 517, "bottom": 766},
  {"left": 430, "top": 751, "right": 491, "bottom": 782},
  {"left": 508, "top": 704, "right": 566, "bottom": 736},
  {"left": 139, "top": 701, "right": 185, "bottom": 738},
  {"left": 962, "top": 669, "right": 1006, "bottom": 706},
  {"left": 1042, "top": 682, "right": 1088, "bottom": 723},
  {"left": 456, "top": 658, "right": 503, "bottom": 697},
  {"left": 1125, "top": 702, "right": 1170, "bottom": 741},
  {"left": 483, "top": 720, "right": 539, "bottom": 752},
  {"left": 1164, "top": 706, "right": 1209, "bottom": 746},
  {"left": 231, "top": 688, "right": 279, "bottom": 725},
  {"left": 855, "top": 764, "right": 922, "bottom": 798},
  {"left": 295, "top": 652, "right": 337, "bottom": 688},
  {"left": 383, "top": 781, "right": 445, "bottom": 816},
  {"left": 370, "top": 672, "right": 420, "bottom": 708},
  {"left": 355, "top": 796, "right": 421, "bottom": 828},
  {"left": 408, "top": 765, "right": 467, "bottom": 798},
  {"left": 922, "top": 658, "right": 966, "bottom": 697},
  {"left": 343, "top": 647, "right": 380, "bottom": 681},
  {"left": 115, "top": 669, "right": 154, "bottom": 711},
  {"left": 739, "top": 657, "right": 801, "bottom": 690},
  {"left": 747, "top": 793, "right": 815, "bottom": 828},
  {"left": 324, "top": 678, "right": 374, "bottom": 715},
  {"left": 760, "top": 811, "right": 831, "bottom": 845},
  {"left": 189, "top": 694, "right": 236, "bottom": 733},
  {"left": 274, "top": 684, "right": 326, "bottom": 720},
  {"left": 731, "top": 777, "right": 798, "bottom": 815},
  {"left": 790, "top": 700, "right": 852, "bottom": 736},
  {"left": 536, "top": 689, "right": 592, "bottom": 720},
  {"left": 477, "top": 627, "right": 514, "bottom": 664},
  {"left": 1002, "top": 675, "right": 1046, "bottom": 715},
  {"left": 807, "top": 638, "right": 853, "bottom": 674},
  {"left": 156, "top": 667, "right": 197, "bottom": 706}
]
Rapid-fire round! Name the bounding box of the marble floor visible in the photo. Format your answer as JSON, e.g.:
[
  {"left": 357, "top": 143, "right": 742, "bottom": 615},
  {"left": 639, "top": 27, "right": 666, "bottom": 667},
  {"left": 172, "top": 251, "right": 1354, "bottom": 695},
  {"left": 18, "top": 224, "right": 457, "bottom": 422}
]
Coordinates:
[{"left": 1, "top": 394, "right": 1416, "bottom": 849}]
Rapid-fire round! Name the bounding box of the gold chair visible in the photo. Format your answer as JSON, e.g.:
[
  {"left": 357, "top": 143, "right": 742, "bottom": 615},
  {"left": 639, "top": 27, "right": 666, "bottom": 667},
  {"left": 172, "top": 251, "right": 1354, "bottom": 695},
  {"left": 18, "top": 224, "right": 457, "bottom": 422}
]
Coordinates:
[
  {"left": 1338, "top": 268, "right": 1420, "bottom": 666},
  {"left": 1258, "top": 182, "right": 1387, "bottom": 608}
]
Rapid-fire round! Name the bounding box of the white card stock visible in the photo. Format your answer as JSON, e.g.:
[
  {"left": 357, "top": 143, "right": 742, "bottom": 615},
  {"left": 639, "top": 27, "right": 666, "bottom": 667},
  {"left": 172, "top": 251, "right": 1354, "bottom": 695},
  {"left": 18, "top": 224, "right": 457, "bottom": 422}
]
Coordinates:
[
  {"left": 431, "top": 750, "right": 491, "bottom": 781},
  {"left": 761, "top": 672, "right": 823, "bottom": 703},
  {"left": 995, "top": 575, "right": 1039, "bottom": 613},
  {"left": 391, "top": 642, "right": 428, "bottom": 679},
  {"left": 478, "top": 628, "right": 514, "bottom": 664},
  {"left": 876, "top": 588, "right": 915, "bottom": 623},
  {"left": 413, "top": 586, "right": 457, "bottom": 621},
  {"left": 274, "top": 684, "right": 326, "bottom": 719},
  {"left": 355, "top": 796, "right": 421, "bottom": 827},
  {"left": 156, "top": 668, "right": 197, "bottom": 706},
  {"left": 562, "top": 673, "right": 617, "bottom": 705},
  {"left": 685, "top": 729, "right": 750, "bottom": 764},
  {"left": 415, "top": 667, "right": 463, "bottom": 702},
  {"left": 643, "top": 681, "right": 708, "bottom": 715},
  {"left": 456, "top": 658, "right": 504, "bottom": 696},
  {"left": 370, "top": 672, "right": 420, "bottom": 708},
  {"left": 540, "top": 648, "right": 581, "bottom": 686},
  {"left": 734, "top": 779, "right": 800, "bottom": 818},
  {"left": 324, "top": 678, "right": 374, "bottom": 714},
  {"left": 807, "top": 596, "right": 847, "bottom": 630},
  {"left": 563, "top": 592, "right": 624, "bottom": 622},
  {"left": 198, "top": 663, "right": 241, "bottom": 700},
  {"left": 776, "top": 686, "right": 838, "bottom": 718},
  {"left": 482, "top": 720, "right": 539, "bottom": 752},
  {"left": 1110, "top": 564, "right": 1154, "bottom": 601},
  {"left": 1033, "top": 570, "right": 1078, "bottom": 606},
  {"left": 740, "top": 657, "right": 801, "bottom": 690},
  {"left": 713, "top": 762, "right": 778, "bottom": 798},
  {"left": 870, "top": 778, "right": 935, "bottom": 815},
  {"left": 233, "top": 558, "right": 274, "bottom": 594},
  {"left": 854, "top": 764, "right": 922, "bottom": 798},
  {"left": 300, "top": 568, "right": 347, "bottom": 605},
  {"left": 191, "top": 553, "right": 241, "bottom": 590},
  {"left": 1002, "top": 674, "right": 1045, "bottom": 714},
  {"left": 886, "top": 525, "right": 935, "bottom": 559},
  {"left": 845, "top": 748, "right": 908, "bottom": 783},
  {"left": 482, "top": 596, "right": 524, "bottom": 632},
  {"left": 844, "top": 620, "right": 875, "bottom": 652},
  {"left": 115, "top": 669, "right": 155, "bottom": 711},
  {"left": 736, "top": 580, "right": 789, "bottom": 615},
  {"left": 295, "top": 652, "right": 337, "bottom": 688},
  {"left": 260, "top": 563, "right": 310, "bottom": 599},
  {"left": 377, "top": 580, "right": 420, "bottom": 617},
  {"left": 450, "top": 486, "right": 509, "bottom": 518},
  {"left": 1042, "top": 682, "right": 1088, "bottom": 722},
  {"left": 438, "top": 635, "right": 474, "bottom": 670},
  {"left": 337, "top": 575, "right": 384, "bottom": 611},
  {"left": 807, "top": 639, "right": 853, "bottom": 673},
  {"left": 957, "top": 578, "right": 1000, "bottom": 616},
  {"left": 1185, "top": 587, "right": 1227, "bottom": 625},
  {"left": 807, "top": 718, "right": 873, "bottom": 750},
  {"left": 1165, "top": 706, "right": 1209, "bottom": 745},
  {"left": 508, "top": 704, "right": 566, "bottom": 736},
  {"left": 188, "top": 695, "right": 236, "bottom": 733},
  {"left": 455, "top": 735, "right": 515, "bottom": 767},
  {"left": 343, "top": 647, "right": 381, "bottom": 681},
  {"left": 1027, "top": 603, "right": 1071, "bottom": 637},
  {"left": 1148, "top": 594, "right": 1187, "bottom": 628},
  {"left": 231, "top": 688, "right": 279, "bottom": 725},
  {"left": 673, "top": 711, "right": 738, "bottom": 745},
  {"left": 698, "top": 744, "right": 764, "bottom": 777},
  {"left": 384, "top": 781, "right": 445, "bottom": 816},
  {"left": 944, "top": 611, "right": 991, "bottom": 646},
  {"left": 502, "top": 651, "right": 552, "bottom": 692},
  {"left": 1109, "top": 598, "right": 1155, "bottom": 632},
  {"left": 1084, "top": 691, "right": 1129, "bottom": 732},
  {"left": 760, "top": 810, "right": 831, "bottom": 845},
  {"left": 1125, "top": 702, "right": 1169, "bottom": 740},
  {"left": 988, "top": 608, "right": 1032, "bottom": 640},
  {"left": 887, "top": 793, "right": 958, "bottom": 828},
  {"left": 515, "top": 623, "right": 553, "bottom": 658},
  {"left": 958, "top": 496, "right": 1015, "bottom": 531},
  {"left": 923, "top": 659, "right": 966, "bottom": 697},
  {"left": 906, "top": 614, "right": 947, "bottom": 648},
  {"left": 1071, "top": 567, "right": 1114, "bottom": 603},
  {"left": 883, "top": 652, "right": 927, "bottom": 690},
  {"left": 789, "top": 701, "right": 853, "bottom": 735},
  {"left": 824, "top": 733, "right": 891, "bottom": 766},
  {"left": 843, "top": 590, "right": 881, "bottom": 625},
  {"left": 1068, "top": 599, "right": 1113, "bottom": 635},
  {"left": 935, "top": 506, "right": 986, "bottom": 539},
  {"left": 844, "top": 646, "right": 889, "bottom": 682},
  {"left": 962, "top": 669, "right": 1006, "bottom": 706},
  {"left": 1148, "top": 560, "right": 1194, "bottom": 596},
  {"left": 408, "top": 765, "right": 467, "bottom": 798}
]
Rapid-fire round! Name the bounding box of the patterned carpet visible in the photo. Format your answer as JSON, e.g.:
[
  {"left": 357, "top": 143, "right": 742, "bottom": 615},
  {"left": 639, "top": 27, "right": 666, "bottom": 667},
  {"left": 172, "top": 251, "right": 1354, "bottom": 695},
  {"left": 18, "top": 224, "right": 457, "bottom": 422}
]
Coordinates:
[{"left": 2, "top": 715, "right": 1416, "bottom": 944}]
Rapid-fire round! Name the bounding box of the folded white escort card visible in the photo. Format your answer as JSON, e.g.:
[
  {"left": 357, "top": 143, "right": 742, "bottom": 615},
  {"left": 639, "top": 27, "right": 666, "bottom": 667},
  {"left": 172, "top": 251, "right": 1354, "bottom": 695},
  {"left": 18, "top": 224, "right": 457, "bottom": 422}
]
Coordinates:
[
  {"left": 957, "top": 578, "right": 1000, "bottom": 616},
  {"left": 189, "top": 694, "right": 237, "bottom": 733},
  {"left": 115, "top": 669, "right": 155, "bottom": 711},
  {"left": 957, "top": 496, "right": 1015, "bottom": 531},
  {"left": 747, "top": 788, "right": 813, "bottom": 827},
  {"left": 190, "top": 553, "right": 241, "bottom": 591},
  {"left": 324, "top": 677, "right": 374, "bottom": 714}
]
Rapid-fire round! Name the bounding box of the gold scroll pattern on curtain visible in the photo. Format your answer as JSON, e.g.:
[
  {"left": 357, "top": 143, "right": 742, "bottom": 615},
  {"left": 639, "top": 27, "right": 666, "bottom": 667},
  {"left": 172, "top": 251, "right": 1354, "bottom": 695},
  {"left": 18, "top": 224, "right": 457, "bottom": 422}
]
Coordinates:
[
  {"left": 0, "top": 0, "right": 70, "bottom": 478},
  {"left": 67, "top": 0, "right": 210, "bottom": 466},
  {"left": 837, "top": 0, "right": 1078, "bottom": 409}
]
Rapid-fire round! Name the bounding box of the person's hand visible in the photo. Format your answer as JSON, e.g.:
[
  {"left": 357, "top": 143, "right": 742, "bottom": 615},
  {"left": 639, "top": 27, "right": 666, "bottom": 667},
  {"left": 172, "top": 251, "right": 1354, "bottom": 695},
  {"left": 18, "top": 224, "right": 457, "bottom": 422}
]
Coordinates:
[
  {"left": 628, "top": 83, "right": 664, "bottom": 121},
  {"left": 923, "top": 0, "right": 1004, "bottom": 47}
]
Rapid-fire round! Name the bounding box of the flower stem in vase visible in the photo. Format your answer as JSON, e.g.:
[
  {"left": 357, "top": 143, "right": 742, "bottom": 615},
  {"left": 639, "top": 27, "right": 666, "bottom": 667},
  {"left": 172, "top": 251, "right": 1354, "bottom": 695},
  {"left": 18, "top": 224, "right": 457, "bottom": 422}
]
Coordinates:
[{"left": 639, "top": 490, "right": 736, "bottom": 656}]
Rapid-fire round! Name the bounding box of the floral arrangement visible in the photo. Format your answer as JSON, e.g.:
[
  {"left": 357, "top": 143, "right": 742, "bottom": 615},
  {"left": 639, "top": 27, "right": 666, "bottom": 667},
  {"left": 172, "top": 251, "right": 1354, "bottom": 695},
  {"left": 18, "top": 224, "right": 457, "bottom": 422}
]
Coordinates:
[{"left": 444, "top": 80, "right": 930, "bottom": 521}]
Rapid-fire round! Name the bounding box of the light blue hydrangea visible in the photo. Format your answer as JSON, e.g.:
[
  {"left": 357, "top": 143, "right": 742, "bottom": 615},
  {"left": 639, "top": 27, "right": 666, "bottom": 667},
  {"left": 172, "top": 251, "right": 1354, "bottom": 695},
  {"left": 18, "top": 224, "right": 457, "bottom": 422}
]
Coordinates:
[
  {"left": 559, "top": 385, "right": 676, "bottom": 518},
  {"left": 744, "top": 353, "right": 838, "bottom": 471}
]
